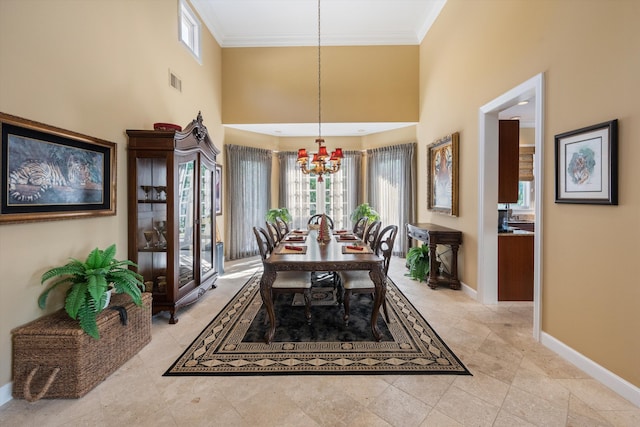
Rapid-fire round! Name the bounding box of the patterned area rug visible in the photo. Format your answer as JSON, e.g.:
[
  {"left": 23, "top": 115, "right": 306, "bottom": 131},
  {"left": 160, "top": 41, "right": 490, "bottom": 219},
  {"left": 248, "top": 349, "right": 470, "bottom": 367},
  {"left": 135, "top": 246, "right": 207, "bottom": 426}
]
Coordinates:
[{"left": 164, "top": 272, "right": 471, "bottom": 376}]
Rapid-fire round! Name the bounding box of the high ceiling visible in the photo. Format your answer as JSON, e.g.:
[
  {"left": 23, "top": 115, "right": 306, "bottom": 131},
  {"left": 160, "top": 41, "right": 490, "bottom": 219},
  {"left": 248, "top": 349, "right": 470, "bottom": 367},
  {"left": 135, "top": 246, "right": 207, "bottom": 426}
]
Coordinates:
[
  {"left": 191, "top": 0, "right": 447, "bottom": 48},
  {"left": 190, "top": 1, "right": 534, "bottom": 136}
]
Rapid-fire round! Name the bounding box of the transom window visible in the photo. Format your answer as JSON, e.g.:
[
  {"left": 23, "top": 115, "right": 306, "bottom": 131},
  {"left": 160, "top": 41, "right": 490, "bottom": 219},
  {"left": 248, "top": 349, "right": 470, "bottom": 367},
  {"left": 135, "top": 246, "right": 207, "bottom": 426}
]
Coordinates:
[{"left": 179, "top": 0, "right": 201, "bottom": 63}]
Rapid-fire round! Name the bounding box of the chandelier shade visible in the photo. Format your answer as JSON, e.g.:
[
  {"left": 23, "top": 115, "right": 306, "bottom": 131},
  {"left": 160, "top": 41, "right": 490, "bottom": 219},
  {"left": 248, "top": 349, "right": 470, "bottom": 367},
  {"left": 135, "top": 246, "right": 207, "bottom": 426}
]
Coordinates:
[{"left": 296, "top": 0, "right": 343, "bottom": 182}]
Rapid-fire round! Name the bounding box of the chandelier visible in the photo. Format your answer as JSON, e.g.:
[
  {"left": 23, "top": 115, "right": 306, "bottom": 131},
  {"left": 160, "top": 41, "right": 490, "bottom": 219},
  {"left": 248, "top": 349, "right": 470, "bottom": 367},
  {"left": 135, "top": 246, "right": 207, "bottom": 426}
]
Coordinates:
[{"left": 296, "top": 0, "right": 343, "bottom": 182}]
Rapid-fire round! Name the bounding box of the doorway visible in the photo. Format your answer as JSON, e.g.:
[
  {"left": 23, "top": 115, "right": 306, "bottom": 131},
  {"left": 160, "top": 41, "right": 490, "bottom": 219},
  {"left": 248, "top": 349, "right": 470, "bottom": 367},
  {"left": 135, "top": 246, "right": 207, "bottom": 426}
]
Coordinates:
[{"left": 477, "top": 73, "right": 544, "bottom": 340}]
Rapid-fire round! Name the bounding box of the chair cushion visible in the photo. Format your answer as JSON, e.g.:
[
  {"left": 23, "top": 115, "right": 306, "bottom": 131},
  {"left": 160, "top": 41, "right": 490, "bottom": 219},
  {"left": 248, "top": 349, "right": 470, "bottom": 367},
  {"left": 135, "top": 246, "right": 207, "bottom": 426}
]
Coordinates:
[
  {"left": 272, "top": 271, "right": 312, "bottom": 289},
  {"left": 339, "top": 271, "right": 375, "bottom": 290}
]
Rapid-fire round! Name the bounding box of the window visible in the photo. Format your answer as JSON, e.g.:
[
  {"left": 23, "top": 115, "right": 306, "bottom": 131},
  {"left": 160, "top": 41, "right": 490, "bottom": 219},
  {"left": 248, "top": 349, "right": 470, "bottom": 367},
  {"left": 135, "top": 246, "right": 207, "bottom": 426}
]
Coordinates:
[
  {"left": 286, "top": 165, "right": 347, "bottom": 230},
  {"left": 516, "top": 181, "right": 533, "bottom": 210},
  {"left": 308, "top": 172, "right": 347, "bottom": 229},
  {"left": 179, "top": 0, "right": 201, "bottom": 62},
  {"left": 499, "top": 180, "right": 535, "bottom": 213},
  {"left": 278, "top": 151, "right": 361, "bottom": 231}
]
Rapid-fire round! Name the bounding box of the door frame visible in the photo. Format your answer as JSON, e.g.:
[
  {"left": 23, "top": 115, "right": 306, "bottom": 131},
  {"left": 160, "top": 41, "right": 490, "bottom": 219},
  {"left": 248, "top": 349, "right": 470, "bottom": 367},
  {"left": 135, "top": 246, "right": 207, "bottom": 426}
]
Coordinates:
[{"left": 477, "top": 73, "right": 544, "bottom": 340}]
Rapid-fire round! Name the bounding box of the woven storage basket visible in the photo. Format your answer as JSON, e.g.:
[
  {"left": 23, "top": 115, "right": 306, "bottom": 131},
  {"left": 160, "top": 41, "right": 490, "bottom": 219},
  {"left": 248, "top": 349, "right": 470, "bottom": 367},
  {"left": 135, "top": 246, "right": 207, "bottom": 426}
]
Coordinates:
[{"left": 12, "top": 292, "right": 151, "bottom": 401}]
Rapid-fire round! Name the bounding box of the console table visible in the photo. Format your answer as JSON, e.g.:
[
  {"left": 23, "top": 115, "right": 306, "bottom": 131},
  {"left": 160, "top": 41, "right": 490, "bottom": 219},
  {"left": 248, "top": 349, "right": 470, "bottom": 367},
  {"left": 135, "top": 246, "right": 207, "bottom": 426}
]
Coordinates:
[{"left": 406, "top": 223, "right": 462, "bottom": 290}]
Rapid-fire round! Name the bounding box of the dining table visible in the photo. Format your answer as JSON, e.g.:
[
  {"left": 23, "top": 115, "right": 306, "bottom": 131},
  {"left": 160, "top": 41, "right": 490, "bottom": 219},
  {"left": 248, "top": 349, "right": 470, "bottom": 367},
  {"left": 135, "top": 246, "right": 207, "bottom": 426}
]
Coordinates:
[{"left": 260, "top": 229, "right": 386, "bottom": 344}]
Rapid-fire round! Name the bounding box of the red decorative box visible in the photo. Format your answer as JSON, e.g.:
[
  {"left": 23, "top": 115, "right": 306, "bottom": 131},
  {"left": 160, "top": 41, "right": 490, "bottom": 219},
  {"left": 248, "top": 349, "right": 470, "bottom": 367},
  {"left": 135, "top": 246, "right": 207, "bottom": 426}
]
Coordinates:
[{"left": 153, "top": 122, "right": 182, "bottom": 131}]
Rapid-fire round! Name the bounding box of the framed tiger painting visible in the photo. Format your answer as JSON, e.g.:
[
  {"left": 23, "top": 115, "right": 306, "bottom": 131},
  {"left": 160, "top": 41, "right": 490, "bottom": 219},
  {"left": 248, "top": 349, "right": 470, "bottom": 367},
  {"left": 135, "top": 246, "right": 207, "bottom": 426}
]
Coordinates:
[
  {"left": 0, "top": 112, "right": 116, "bottom": 224},
  {"left": 427, "top": 132, "right": 459, "bottom": 216}
]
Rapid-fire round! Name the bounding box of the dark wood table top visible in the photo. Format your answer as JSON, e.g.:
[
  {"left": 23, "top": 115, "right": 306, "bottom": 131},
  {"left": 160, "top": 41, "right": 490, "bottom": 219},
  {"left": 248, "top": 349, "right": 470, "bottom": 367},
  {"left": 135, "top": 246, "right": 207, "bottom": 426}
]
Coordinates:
[{"left": 265, "top": 230, "right": 382, "bottom": 271}]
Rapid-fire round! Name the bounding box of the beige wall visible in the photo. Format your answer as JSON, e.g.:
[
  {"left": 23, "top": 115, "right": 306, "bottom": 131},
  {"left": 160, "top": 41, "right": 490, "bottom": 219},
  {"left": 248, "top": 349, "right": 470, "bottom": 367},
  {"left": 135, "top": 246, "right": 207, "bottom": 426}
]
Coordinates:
[
  {"left": 222, "top": 45, "right": 419, "bottom": 124},
  {"left": 1, "top": 0, "right": 638, "bottom": 397},
  {"left": 223, "top": 127, "right": 417, "bottom": 215},
  {"left": 520, "top": 127, "right": 535, "bottom": 147},
  {"left": 0, "top": 0, "right": 222, "bottom": 389},
  {"left": 419, "top": 0, "right": 639, "bottom": 387},
  {"left": 223, "top": 128, "right": 372, "bottom": 216}
]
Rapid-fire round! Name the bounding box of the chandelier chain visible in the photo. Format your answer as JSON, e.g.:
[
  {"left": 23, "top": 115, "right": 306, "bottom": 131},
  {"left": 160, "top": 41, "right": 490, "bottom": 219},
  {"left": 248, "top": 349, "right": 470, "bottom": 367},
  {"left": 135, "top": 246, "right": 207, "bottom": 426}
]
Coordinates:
[
  {"left": 317, "top": 0, "right": 321, "bottom": 139},
  {"left": 295, "top": 0, "right": 342, "bottom": 182}
]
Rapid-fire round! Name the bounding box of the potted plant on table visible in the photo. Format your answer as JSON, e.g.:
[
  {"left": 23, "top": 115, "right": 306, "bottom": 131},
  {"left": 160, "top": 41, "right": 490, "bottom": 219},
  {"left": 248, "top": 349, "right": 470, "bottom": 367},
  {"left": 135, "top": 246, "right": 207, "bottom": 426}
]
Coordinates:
[
  {"left": 265, "top": 207, "right": 292, "bottom": 224},
  {"left": 39, "top": 244, "right": 145, "bottom": 339},
  {"left": 350, "top": 203, "right": 380, "bottom": 224}
]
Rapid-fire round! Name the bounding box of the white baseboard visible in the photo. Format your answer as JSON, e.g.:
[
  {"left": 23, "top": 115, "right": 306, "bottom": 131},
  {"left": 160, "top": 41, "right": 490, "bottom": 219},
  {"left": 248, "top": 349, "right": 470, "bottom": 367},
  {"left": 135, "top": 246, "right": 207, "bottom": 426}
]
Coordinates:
[
  {"left": 0, "top": 381, "right": 12, "bottom": 407},
  {"left": 541, "top": 332, "right": 640, "bottom": 408},
  {"left": 460, "top": 280, "right": 477, "bottom": 300}
]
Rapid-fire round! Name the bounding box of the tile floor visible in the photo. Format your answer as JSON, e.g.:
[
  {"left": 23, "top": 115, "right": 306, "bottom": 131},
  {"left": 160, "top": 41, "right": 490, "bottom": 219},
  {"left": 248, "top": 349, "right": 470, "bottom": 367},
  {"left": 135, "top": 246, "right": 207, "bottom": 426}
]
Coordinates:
[{"left": 1, "top": 256, "right": 638, "bottom": 426}]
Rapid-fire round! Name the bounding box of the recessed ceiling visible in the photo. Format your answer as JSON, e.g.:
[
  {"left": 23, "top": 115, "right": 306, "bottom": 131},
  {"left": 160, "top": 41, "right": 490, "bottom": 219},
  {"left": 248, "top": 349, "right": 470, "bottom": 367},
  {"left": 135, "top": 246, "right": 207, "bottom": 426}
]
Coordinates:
[
  {"left": 190, "top": 0, "right": 448, "bottom": 137},
  {"left": 225, "top": 122, "right": 418, "bottom": 137}
]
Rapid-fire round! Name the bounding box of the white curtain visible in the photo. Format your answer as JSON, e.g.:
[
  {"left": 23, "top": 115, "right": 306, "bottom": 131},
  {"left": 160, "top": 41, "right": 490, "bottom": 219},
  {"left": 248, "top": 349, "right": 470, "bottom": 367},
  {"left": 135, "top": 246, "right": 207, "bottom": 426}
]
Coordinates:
[
  {"left": 278, "top": 152, "right": 311, "bottom": 229},
  {"left": 366, "top": 143, "right": 416, "bottom": 256},
  {"left": 225, "top": 144, "right": 272, "bottom": 260},
  {"left": 340, "top": 151, "right": 363, "bottom": 229}
]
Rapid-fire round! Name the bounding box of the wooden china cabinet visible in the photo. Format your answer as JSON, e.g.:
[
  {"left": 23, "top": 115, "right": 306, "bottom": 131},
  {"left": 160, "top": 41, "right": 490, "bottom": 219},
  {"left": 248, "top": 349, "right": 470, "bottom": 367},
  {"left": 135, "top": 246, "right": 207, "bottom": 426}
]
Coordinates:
[{"left": 126, "top": 113, "right": 220, "bottom": 324}]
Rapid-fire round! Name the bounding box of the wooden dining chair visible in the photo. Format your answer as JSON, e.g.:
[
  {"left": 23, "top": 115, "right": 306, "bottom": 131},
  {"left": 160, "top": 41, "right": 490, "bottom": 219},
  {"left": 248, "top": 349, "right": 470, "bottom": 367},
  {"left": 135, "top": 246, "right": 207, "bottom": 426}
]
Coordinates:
[
  {"left": 362, "top": 220, "right": 381, "bottom": 248},
  {"left": 265, "top": 221, "right": 282, "bottom": 246},
  {"left": 352, "top": 217, "right": 368, "bottom": 239},
  {"left": 274, "top": 217, "right": 289, "bottom": 237},
  {"left": 308, "top": 214, "right": 334, "bottom": 229},
  {"left": 253, "top": 226, "right": 312, "bottom": 324},
  {"left": 338, "top": 224, "right": 398, "bottom": 325}
]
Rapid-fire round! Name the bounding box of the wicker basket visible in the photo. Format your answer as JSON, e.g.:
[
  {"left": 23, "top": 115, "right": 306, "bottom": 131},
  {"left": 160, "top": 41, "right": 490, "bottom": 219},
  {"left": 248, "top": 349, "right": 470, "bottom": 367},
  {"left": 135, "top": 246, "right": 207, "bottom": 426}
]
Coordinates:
[{"left": 12, "top": 293, "right": 152, "bottom": 401}]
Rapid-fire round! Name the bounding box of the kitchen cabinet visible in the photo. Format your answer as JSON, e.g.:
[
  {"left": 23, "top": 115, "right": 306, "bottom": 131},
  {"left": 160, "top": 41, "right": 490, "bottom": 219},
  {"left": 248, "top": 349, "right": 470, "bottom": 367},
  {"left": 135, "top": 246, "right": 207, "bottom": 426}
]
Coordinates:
[
  {"left": 126, "top": 113, "right": 220, "bottom": 323},
  {"left": 498, "top": 232, "right": 533, "bottom": 301},
  {"left": 498, "top": 119, "right": 520, "bottom": 203}
]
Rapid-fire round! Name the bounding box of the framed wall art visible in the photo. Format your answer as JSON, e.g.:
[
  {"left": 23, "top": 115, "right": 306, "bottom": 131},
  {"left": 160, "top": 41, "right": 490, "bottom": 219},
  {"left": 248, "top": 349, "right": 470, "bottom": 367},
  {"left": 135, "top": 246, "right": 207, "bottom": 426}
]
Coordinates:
[
  {"left": 427, "top": 132, "right": 459, "bottom": 216},
  {"left": 0, "top": 112, "right": 116, "bottom": 224},
  {"left": 215, "top": 164, "right": 222, "bottom": 215},
  {"left": 555, "top": 119, "right": 618, "bottom": 205}
]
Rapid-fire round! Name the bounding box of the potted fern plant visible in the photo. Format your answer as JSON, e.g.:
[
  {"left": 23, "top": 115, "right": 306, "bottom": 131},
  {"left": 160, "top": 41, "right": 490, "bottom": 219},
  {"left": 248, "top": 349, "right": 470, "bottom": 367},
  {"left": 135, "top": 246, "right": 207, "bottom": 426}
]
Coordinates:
[
  {"left": 405, "top": 244, "right": 431, "bottom": 282},
  {"left": 39, "top": 244, "right": 145, "bottom": 339},
  {"left": 350, "top": 203, "right": 380, "bottom": 224}
]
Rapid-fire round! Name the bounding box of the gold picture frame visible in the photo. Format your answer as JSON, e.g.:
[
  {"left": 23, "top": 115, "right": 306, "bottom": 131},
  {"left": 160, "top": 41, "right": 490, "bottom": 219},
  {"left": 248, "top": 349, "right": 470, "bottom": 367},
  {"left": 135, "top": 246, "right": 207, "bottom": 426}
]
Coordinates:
[
  {"left": 0, "top": 112, "right": 116, "bottom": 224},
  {"left": 427, "top": 132, "right": 459, "bottom": 216}
]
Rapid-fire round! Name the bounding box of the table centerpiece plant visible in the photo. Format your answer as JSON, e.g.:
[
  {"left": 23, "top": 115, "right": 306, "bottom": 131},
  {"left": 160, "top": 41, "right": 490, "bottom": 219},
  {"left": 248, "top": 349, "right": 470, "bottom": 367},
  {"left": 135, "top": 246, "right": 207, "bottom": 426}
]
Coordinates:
[
  {"left": 39, "top": 244, "right": 145, "bottom": 339},
  {"left": 350, "top": 203, "right": 380, "bottom": 225},
  {"left": 265, "top": 207, "right": 292, "bottom": 224}
]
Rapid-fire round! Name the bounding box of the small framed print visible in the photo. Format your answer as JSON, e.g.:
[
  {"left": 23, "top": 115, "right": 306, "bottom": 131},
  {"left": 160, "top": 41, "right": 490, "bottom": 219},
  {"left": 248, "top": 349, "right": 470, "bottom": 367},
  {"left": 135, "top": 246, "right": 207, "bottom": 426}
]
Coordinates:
[{"left": 555, "top": 119, "right": 618, "bottom": 205}]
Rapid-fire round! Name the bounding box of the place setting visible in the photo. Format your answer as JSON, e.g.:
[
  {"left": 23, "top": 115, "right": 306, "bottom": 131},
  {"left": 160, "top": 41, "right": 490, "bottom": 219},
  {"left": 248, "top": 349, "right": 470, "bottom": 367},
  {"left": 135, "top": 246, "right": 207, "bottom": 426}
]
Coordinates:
[
  {"left": 275, "top": 244, "right": 308, "bottom": 254},
  {"left": 335, "top": 233, "right": 358, "bottom": 242},
  {"left": 282, "top": 234, "right": 306, "bottom": 243},
  {"left": 342, "top": 243, "right": 373, "bottom": 254}
]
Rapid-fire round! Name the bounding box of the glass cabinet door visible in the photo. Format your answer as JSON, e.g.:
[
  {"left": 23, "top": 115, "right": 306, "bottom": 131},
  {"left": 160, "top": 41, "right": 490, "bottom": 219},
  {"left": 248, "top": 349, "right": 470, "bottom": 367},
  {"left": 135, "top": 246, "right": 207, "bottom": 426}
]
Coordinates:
[
  {"left": 136, "top": 157, "right": 168, "bottom": 295},
  {"left": 178, "top": 159, "right": 195, "bottom": 287},
  {"left": 200, "top": 161, "right": 215, "bottom": 280}
]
